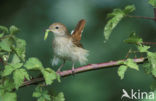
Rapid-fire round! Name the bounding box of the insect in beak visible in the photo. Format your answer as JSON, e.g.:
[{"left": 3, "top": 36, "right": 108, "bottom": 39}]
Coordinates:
[{"left": 44, "top": 29, "right": 50, "bottom": 40}]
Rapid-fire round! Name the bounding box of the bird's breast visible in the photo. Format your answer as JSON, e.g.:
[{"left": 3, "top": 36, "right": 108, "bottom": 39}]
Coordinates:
[{"left": 53, "top": 37, "right": 73, "bottom": 58}]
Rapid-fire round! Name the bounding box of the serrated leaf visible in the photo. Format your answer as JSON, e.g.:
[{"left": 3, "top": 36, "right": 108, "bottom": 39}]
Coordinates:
[
  {"left": 14, "top": 38, "right": 26, "bottom": 61},
  {"left": 24, "top": 57, "right": 43, "bottom": 70},
  {"left": 13, "top": 68, "right": 29, "bottom": 89},
  {"left": 104, "top": 9, "right": 124, "bottom": 41},
  {"left": 138, "top": 45, "right": 150, "bottom": 52},
  {"left": 125, "top": 59, "right": 139, "bottom": 70},
  {"left": 11, "top": 54, "right": 21, "bottom": 64},
  {"left": 9, "top": 25, "right": 19, "bottom": 35},
  {"left": 124, "top": 32, "right": 143, "bottom": 44},
  {"left": 53, "top": 92, "right": 65, "bottom": 101},
  {"left": 117, "top": 65, "right": 128, "bottom": 79},
  {"left": 0, "top": 92, "right": 17, "bottom": 101},
  {"left": 2, "top": 63, "right": 23, "bottom": 76},
  {"left": 148, "top": 0, "right": 156, "bottom": 7},
  {"left": 0, "top": 26, "right": 8, "bottom": 34},
  {"left": 41, "top": 68, "right": 57, "bottom": 85},
  {"left": 123, "top": 5, "right": 136, "bottom": 14},
  {"left": 147, "top": 52, "right": 156, "bottom": 77},
  {"left": 33, "top": 86, "right": 51, "bottom": 101},
  {"left": 0, "top": 78, "right": 15, "bottom": 91},
  {"left": 104, "top": 5, "right": 135, "bottom": 42},
  {"left": 0, "top": 39, "right": 11, "bottom": 52}
]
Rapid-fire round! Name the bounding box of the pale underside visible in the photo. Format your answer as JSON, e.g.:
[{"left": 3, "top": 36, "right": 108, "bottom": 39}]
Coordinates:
[{"left": 52, "top": 36, "right": 88, "bottom": 66}]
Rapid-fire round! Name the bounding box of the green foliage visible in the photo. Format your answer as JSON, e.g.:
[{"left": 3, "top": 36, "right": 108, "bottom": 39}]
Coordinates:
[
  {"left": 0, "top": 91, "right": 17, "bottom": 101},
  {"left": 24, "top": 57, "right": 43, "bottom": 70},
  {"left": 124, "top": 32, "right": 143, "bottom": 45},
  {"left": 33, "top": 86, "right": 51, "bottom": 101},
  {"left": 9, "top": 25, "right": 19, "bottom": 35},
  {"left": 104, "top": 5, "right": 135, "bottom": 42},
  {"left": 24, "top": 57, "right": 59, "bottom": 85},
  {"left": 138, "top": 45, "right": 150, "bottom": 52},
  {"left": 0, "top": 26, "right": 8, "bottom": 34},
  {"left": 118, "top": 59, "right": 139, "bottom": 79},
  {"left": 0, "top": 39, "right": 11, "bottom": 52},
  {"left": 2, "top": 63, "right": 23, "bottom": 76},
  {"left": 41, "top": 68, "right": 57, "bottom": 85},
  {"left": 13, "top": 68, "right": 29, "bottom": 89},
  {"left": 148, "top": 0, "right": 156, "bottom": 7},
  {"left": 0, "top": 26, "right": 62, "bottom": 101},
  {"left": 52, "top": 92, "right": 65, "bottom": 101},
  {"left": 147, "top": 52, "right": 156, "bottom": 77},
  {"left": 117, "top": 65, "right": 127, "bottom": 79}
]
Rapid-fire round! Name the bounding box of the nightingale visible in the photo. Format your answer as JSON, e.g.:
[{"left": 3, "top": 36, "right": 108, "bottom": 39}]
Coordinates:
[{"left": 45, "top": 19, "right": 89, "bottom": 72}]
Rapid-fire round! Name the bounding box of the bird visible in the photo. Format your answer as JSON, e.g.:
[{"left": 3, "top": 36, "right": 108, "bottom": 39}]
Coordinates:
[{"left": 48, "top": 19, "right": 89, "bottom": 72}]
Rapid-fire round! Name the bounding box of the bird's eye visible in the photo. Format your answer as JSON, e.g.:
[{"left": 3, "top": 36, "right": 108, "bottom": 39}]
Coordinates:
[{"left": 55, "top": 26, "right": 59, "bottom": 29}]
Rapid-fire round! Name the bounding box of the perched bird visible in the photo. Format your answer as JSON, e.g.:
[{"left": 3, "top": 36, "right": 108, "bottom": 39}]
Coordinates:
[{"left": 48, "top": 19, "right": 89, "bottom": 72}]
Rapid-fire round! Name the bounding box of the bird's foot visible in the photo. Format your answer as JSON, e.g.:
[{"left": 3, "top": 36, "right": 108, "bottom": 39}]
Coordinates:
[
  {"left": 56, "top": 68, "right": 61, "bottom": 73},
  {"left": 72, "top": 67, "right": 75, "bottom": 75}
]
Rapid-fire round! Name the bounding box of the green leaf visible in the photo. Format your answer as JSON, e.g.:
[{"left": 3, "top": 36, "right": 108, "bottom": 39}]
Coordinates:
[
  {"left": 123, "top": 5, "right": 136, "bottom": 14},
  {"left": 2, "top": 63, "right": 23, "bottom": 76},
  {"left": 41, "top": 68, "right": 57, "bottom": 85},
  {"left": 11, "top": 54, "right": 21, "bottom": 64},
  {"left": 117, "top": 65, "right": 128, "bottom": 79},
  {"left": 124, "top": 32, "right": 143, "bottom": 44},
  {"left": 104, "top": 5, "right": 135, "bottom": 42},
  {"left": 0, "top": 39, "right": 11, "bottom": 52},
  {"left": 104, "top": 9, "right": 124, "bottom": 41},
  {"left": 14, "top": 38, "right": 26, "bottom": 61},
  {"left": 138, "top": 45, "right": 150, "bottom": 53},
  {"left": 0, "top": 33, "right": 4, "bottom": 38},
  {"left": 44, "top": 29, "right": 50, "bottom": 40},
  {"left": 33, "top": 86, "right": 51, "bottom": 101},
  {"left": 125, "top": 59, "right": 139, "bottom": 70},
  {"left": 53, "top": 92, "right": 65, "bottom": 101},
  {"left": 142, "top": 62, "right": 152, "bottom": 74},
  {"left": 9, "top": 25, "right": 19, "bottom": 35},
  {"left": 150, "top": 81, "right": 156, "bottom": 90},
  {"left": 0, "top": 92, "right": 17, "bottom": 101},
  {"left": 0, "top": 78, "right": 15, "bottom": 91},
  {"left": 13, "top": 68, "right": 29, "bottom": 89},
  {"left": 147, "top": 52, "right": 156, "bottom": 77},
  {"left": 148, "top": 0, "right": 156, "bottom": 7},
  {"left": 0, "top": 26, "right": 8, "bottom": 34},
  {"left": 24, "top": 57, "right": 43, "bottom": 70}
]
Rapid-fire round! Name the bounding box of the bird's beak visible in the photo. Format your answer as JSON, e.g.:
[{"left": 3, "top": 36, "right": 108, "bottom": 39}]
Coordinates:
[{"left": 44, "top": 29, "right": 50, "bottom": 40}]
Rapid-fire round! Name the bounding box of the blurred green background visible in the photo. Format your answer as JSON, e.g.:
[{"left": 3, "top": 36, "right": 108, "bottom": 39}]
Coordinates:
[{"left": 0, "top": 0, "right": 156, "bottom": 101}]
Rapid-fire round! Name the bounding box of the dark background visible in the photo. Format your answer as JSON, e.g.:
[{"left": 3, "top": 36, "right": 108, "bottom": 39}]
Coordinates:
[{"left": 0, "top": 0, "right": 156, "bottom": 101}]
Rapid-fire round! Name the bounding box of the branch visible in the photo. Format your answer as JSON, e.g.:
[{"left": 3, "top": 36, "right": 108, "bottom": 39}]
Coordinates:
[
  {"left": 127, "top": 15, "right": 156, "bottom": 20},
  {"left": 21, "top": 57, "right": 147, "bottom": 88}
]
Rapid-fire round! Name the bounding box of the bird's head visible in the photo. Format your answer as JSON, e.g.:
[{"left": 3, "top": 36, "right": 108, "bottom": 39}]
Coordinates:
[{"left": 49, "top": 23, "right": 68, "bottom": 37}]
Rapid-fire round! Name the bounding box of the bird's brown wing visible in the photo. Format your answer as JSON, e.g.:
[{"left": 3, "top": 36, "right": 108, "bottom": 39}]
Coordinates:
[{"left": 72, "top": 19, "right": 86, "bottom": 47}]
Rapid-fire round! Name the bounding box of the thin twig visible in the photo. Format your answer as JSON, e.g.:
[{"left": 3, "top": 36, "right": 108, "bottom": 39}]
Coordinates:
[
  {"left": 127, "top": 15, "right": 156, "bottom": 20},
  {"left": 142, "top": 42, "right": 156, "bottom": 45},
  {"left": 21, "top": 57, "right": 147, "bottom": 88}
]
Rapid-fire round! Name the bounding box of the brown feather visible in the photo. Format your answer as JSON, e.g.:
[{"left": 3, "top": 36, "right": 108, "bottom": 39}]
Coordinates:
[
  {"left": 72, "top": 19, "right": 86, "bottom": 42},
  {"left": 72, "top": 19, "right": 86, "bottom": 48}
]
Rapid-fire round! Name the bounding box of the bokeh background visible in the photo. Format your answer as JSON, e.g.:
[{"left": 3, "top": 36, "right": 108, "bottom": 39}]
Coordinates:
[{"left": 0, "top": 0, "right": 156, "bottom": 101}]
